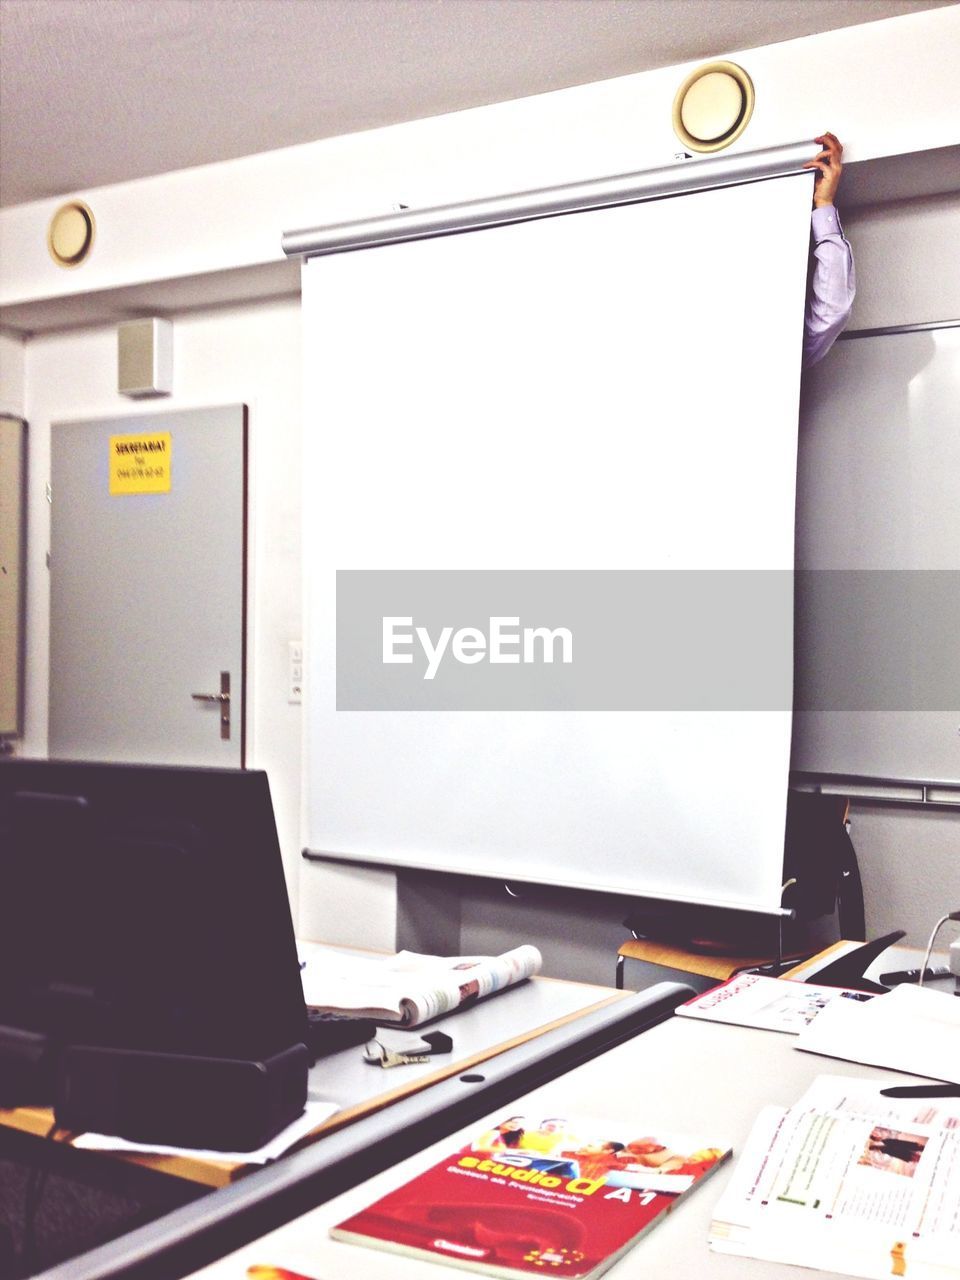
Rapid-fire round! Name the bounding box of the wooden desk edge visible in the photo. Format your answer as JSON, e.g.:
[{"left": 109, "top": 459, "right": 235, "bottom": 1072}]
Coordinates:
[
  {"left": 0, "top": 1104, "right": 237, "bottom": 1185},
  {"left": 297, "top": 989, "right": 626, "bottom": 1150},
  {"left": 616, "top": 938, "right": 807, "bottom": 981},
  {"left": 0, "top": 987, "right": 627, "bottom": 1190},
  {"left": 779, "top": 938, "right": 863, "bottom": 980}
]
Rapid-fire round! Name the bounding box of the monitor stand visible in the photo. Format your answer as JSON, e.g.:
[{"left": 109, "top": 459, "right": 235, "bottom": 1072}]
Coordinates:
[
  {"left": 0, "top": 1026, "right": 55, "bottom": 1107},
  {"left": 54, "top": 1041, "right": 311, "bottom": 1152}
]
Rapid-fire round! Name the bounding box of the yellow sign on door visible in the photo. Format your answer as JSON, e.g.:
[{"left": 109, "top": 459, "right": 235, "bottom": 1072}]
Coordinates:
[{"left": 109, "top": 432, "right": 172, "bottom": 494}]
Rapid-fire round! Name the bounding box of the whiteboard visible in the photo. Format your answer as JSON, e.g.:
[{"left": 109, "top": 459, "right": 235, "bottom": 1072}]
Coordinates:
[
  {"left": 302, "top": 174, "right": 813, "bottom": 912},
  {"left": 792, "top": 324, "right": 960, "bottom": 783}
]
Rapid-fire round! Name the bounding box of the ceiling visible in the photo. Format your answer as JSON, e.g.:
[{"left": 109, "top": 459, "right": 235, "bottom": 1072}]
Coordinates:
[{"left": 0, "top": 0, "right": 954, "bottom": 209}]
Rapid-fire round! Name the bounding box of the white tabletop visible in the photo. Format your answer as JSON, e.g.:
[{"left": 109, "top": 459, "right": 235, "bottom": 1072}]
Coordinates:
[
  {"left": 299, "top": 940, "right": 625, "bottom": 1126},
  {"left": 183, "top": 1002, "right": 945, "bottom": 1280}
]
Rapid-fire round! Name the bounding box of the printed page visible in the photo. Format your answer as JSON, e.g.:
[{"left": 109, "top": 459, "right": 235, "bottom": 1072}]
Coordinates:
[
  {"left": 798, "top": 1075, "right": 960, "bottom": 1128},
  {"left": 795, "top": 984, "right": 960, "bottom": 1083},
  {"left": 676, "top": 973, "right": 873, "bottom": 1033},
  {"left": 710, "top": 1075, "right": 960, "bottom": 1278},
  {"left": 73, "top": 1099, "right": 338, "bottom": 1163}
]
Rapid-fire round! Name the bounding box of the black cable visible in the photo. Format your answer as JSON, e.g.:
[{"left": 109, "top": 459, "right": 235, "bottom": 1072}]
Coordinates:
[{"left": 917, "top": 910, "right": 960, "bottom": 989}]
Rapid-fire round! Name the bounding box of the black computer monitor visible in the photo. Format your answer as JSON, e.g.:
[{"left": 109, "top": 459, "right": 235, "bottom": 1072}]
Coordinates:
[{"left": 0, "top": 759, "right": 308, "bottom": 1105}]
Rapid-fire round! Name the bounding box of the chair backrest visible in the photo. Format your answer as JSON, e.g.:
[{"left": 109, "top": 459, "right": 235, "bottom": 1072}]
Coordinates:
[
  {"left": 782, "top": 791, "right": 865, "bottom": 940},
  {"left": 622, "top": 791, "right": 866, "bottom": 954}
]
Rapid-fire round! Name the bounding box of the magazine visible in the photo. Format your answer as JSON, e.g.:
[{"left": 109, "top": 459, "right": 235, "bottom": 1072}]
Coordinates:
[
  {"left": 300, "top": 945, "right": 542, "bottom": 1027},
  {"left": 676, "top": 971, "right": 873, "bottom": 1034},
  {"left": 709, "top": 1074, "right": 960, "bottom": 1278},
  {"left": 329, "top": 1113, "right": 730, "bottom": 1278}
]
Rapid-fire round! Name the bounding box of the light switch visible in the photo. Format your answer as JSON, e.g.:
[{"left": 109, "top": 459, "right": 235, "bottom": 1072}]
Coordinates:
[{"left": 288, "top": 640, "right": 303, "bottom": 704}]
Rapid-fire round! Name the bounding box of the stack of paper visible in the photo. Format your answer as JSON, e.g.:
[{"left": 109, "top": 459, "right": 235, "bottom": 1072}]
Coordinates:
[
  {"left": 710, "top": 1075, "right": 960, "bottom": 1278},
  {"left": 676, "top": 972, "right": 873, "bottom": 1034},
  {"left": 795, "top": 983, "right": 960, "bottom": 1083}
]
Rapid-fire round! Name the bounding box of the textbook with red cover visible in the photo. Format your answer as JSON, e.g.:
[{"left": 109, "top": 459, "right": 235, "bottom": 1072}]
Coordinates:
[{"left": 328, "top": 1114, "right": 731, "bottom": 1278}]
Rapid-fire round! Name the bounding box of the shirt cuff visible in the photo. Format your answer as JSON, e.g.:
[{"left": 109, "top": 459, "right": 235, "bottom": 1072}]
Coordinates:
[{"left": 811, "top": 204, "right": 845, "bottom": 242}]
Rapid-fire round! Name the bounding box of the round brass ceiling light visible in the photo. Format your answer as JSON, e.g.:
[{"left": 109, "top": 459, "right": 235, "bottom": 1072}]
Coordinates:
[
  {"left": 47, "top": 200, "right": 95, "bottom": 267},
  {"left": 672, "top": 62, "right": 755, "bottom": 153}
]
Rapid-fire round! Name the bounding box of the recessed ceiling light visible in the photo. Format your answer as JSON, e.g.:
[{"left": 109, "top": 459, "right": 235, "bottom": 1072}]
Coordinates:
[
  {"left": 672, "top": 62, "right": 755, "bottom": 154},
  {"left": 47, "top": 201, "right": 95, "bottom": 267}
]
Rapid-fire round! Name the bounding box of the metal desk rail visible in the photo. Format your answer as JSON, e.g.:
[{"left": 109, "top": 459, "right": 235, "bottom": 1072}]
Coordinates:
[{"left": 35, "top": 981, "right": 692, "bottom": 1280}]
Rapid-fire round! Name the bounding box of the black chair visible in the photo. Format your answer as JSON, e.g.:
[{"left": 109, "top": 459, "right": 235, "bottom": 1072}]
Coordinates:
[{"left": 617, "top": 791, "right": 866, "bottom": 988}]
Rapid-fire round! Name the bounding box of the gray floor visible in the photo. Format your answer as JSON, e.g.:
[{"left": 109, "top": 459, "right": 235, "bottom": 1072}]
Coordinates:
[
  {"left": 0, "top": 1152, "right": 192, "bottom": 1280},
  {"left": 0, "top": 1154, "right": 156, "bottom": 1279}
]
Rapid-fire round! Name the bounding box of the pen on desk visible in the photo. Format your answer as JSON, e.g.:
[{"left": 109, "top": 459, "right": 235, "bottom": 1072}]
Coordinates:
[
  {"left": 880, "top": 1083, "right": 960, "bottom": 1099},
  {"left": 879, "top": 965, "right": 951, "bottom": 985}
]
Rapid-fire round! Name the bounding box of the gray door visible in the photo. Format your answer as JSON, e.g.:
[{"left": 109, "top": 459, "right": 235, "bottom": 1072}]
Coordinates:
[{"left": 49, "top": 405, "right": 247, "bottom": 766}]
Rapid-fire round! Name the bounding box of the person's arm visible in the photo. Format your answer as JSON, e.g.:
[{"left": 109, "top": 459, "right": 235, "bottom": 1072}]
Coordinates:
[{"left": 802, "top": 133, "right": 856, "bottom": 368}]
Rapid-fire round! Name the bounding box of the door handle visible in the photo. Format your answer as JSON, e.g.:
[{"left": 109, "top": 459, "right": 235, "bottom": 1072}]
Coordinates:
[{"left": 191, "top": 671, "right": 231, "bottom": 739}]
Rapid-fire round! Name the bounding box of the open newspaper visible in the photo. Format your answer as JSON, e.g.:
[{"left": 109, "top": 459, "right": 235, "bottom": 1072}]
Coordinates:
[
  {"left": 301, "top": 945, "right": 542, "bottom": 1026},
  {"left": 709, "top": 1074, "right": 960, "bottom": 1278}
]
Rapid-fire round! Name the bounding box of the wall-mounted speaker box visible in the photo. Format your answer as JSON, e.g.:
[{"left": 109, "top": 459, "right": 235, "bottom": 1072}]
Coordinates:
[
  {"left": 118, "top": 317, "right": 174, "bottom": 398},
  {"left": 55, "top": 1041, "right": 310, "bottom": 1151}
]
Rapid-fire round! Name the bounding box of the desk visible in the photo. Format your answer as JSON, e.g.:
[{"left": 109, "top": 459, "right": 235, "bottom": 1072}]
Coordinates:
[
  {"left": 17, "top": 973, "right": 689, "bottom": 1278},
  {"left": 27, "top": 944, "right": 949, "bottom": 1279},
  {"left": 617, "top": 936, "right": 958, "bottom": 997},
  {"left": 179, "top": 998, "right": 947, "bottom": 1280},
  {"left": 288, "top": 954, "right": 632, "bottom": 1192},
  {"left": 0, "top": 971, "right": 626, "bottom": 1192}
]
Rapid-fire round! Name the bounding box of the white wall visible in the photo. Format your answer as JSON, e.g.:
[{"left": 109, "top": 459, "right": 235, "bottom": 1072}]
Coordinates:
[
  {"left": 823, "top": 194, "right": 960, "bottom": 958},
  {"left": 845, "top": 192, "right": 960, "bottom": 332},
  {"left": 20, "top": 298, "right": 304, "bottom": 904},
  {"left": 849, "top": 804, "right": 960, "bottom": 949},
  {"left": 4, "top": 4, "right": 960, "bottom": 969},
  {"left": 0, "top": 331, "right": 26, "bottom": 417},
  {"left": 2, "top": 5, "right": 959, "bottom": 318}
]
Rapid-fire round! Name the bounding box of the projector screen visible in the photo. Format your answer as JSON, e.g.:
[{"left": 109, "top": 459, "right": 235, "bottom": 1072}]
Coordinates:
[{"left": 301, "top": 170, "right": 812, "bottom": 913}]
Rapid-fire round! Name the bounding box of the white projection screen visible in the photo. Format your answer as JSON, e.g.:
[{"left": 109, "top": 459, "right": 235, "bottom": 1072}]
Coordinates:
[{"left": 300, "top": 168, "right": 813, "bottom": 914}]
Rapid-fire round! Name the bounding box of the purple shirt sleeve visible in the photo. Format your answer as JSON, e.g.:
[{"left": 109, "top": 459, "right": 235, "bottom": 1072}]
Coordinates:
[{"left": 803, "top": 205, "right": 856, "bottom": 368}]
